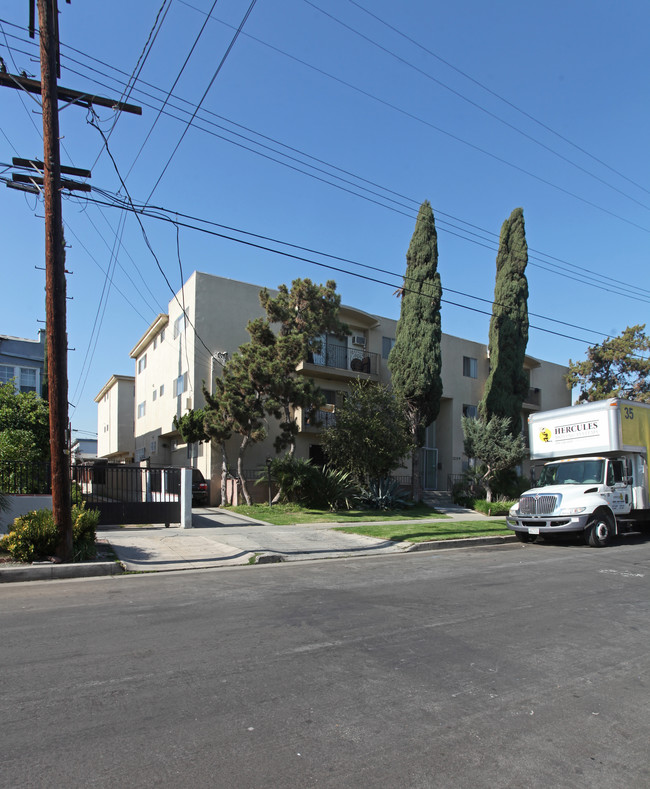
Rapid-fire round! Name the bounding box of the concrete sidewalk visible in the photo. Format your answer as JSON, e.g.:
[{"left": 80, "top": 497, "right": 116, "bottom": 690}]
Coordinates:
[{"left": 0, "top": 505, "right": 514, "bottom": 581}]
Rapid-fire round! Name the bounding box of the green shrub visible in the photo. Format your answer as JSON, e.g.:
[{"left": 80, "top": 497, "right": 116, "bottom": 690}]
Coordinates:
[
  {"left": 490, "top": 468, "right": 531, "bottom": 500},
  {"left": 259, "top": 455, "right": 321, "bottom": 505},
  {"left": 309, "top": 466, "right": 360, "bottom": 511},
  {"left": 358, "top": 478, "right": 410, "bottom": 510},
  {"left": 0, "top": 503, "right": 99, "bottom": 563},
  {"left": 472, "top": 498, "right": 517, "bottom": 517}
]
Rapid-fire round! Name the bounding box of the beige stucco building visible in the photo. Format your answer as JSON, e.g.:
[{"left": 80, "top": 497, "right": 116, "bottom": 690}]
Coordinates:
[
  {"left": 94, "top": 374, "right": 136, "bottom": 462},
  {"left": 97, "top": 271, "right": 571, "bottom": 503}
]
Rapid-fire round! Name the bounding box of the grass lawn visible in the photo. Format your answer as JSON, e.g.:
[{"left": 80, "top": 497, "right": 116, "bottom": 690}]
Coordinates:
[
  {"left": 227, "top": 502, "right": 448, "bottom": 526},
  {"left": 334, "top": 519, "right": 511, "bottom": 543}
]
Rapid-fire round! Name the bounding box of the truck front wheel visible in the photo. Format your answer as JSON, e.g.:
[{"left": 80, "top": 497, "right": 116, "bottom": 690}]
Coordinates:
[{"left": 586, "top": 513, "right": 614, "bottom": 547}]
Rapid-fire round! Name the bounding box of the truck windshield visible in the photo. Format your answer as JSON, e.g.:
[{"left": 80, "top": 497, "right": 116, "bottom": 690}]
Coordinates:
[{"left": 538, "top": 460, "right": 605, "bottom": 487}]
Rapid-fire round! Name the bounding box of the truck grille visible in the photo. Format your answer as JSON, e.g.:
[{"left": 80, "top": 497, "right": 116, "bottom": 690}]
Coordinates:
[{"left": 519, "top": 494, "right": 559, "bottom": 516}]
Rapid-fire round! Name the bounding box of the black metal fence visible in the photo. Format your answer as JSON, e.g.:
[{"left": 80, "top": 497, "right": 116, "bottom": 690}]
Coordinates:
[
  {"left": 1, "top": 462, "right": 184, "bottom": 525},
  {"left": 78, "top": 464, "right": 181, "bottom": 525},
  {"left": 0, "top": 461, "right": 52, "bottom": 494}
]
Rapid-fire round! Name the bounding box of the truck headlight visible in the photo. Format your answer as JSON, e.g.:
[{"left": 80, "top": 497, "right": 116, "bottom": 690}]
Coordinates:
[
  {"left": 508, "top": 506, "right": 518, "bottom": 517},
  {"left": 558, "top": 506, "right": 586, "bottom": 515}
]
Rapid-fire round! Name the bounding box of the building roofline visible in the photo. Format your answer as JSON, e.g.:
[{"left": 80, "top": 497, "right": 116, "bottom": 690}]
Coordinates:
[
  {"left": 94, "top": 374, "right": 135, "bottom": 402},
  {"left": 129, "top": 314, "right": 169, "bottom": 359}
]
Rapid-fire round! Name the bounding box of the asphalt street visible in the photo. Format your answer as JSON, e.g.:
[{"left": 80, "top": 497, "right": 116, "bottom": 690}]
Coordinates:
[{"left": 2, "top": 539, "right": 649, "bottom": 788}]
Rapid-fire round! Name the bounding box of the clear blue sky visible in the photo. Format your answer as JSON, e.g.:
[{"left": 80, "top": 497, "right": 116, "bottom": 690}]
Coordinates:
[{"left": 1, "top": 0, "right": 649, "bottom": 437}]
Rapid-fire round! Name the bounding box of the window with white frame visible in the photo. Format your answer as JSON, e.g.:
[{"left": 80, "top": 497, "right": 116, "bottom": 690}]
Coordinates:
[
  {"left": 0, "top": 364, "right": 39, "bottom": 393},
  {"left": 0, "top": 365, "right": 13, "bottom": 385},
  {"left": 463, "top": 356, "right": 478, "bottom": 379},
  {"left": 152, "top": 389, "right": 157, "bottom": 401},
  {"left": 150, "top": 438, "right": 158, "bottom": 453},
  {"left": 160, "top": 328, "right": 165, "bottom": 343},
  {"left": 153, "top": 337, "right": 158, "bottom": 350},
  {"left": 19, "top": 368, "right": 36, "bottom": 392},
  {"left": 159, "top": 384, "right": 165, "bottom": 397},
  {"left": 137, "top": 401, "right": 146, "bottom": 418},
  {"left": 174, "top": 372, "right": 188, "bottom": 397},
  {"left": 138, "top": 354, "right": 147, "bottom": 374}
]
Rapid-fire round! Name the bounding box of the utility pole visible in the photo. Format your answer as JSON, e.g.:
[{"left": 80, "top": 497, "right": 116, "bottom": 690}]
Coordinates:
[
  {"left": 2, "top": 4, "right": 140, "bottom": 560},
  {"left": 38, "top": 0, "right": 72, "bottom": 560}
]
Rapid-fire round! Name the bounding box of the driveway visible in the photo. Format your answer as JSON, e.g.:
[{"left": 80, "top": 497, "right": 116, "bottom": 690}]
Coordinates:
[{"left": 99, "top": 506, "right": 408, "bottom": 572}]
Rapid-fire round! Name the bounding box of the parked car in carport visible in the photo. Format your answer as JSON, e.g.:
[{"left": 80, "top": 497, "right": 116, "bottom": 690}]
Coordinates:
[{"left": 192, "top": 469, "right": 209, "bottom": 506}]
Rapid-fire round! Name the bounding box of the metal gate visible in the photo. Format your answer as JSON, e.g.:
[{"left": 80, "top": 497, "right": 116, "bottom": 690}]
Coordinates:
[{"left": 76, "top": 465, "right": 181, "bottom": 526}]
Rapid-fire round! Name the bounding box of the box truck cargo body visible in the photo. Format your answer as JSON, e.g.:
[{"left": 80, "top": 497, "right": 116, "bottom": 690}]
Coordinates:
[{"left": 507, "top": 399, "right": 650, "bottom": 546}]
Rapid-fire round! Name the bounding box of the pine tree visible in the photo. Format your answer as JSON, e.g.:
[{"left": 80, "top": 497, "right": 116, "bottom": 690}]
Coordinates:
[
  {"left": 480, "top": 207, "right": 529, "bottom": 436},
  {"left": 565, "top": 325, "right": 650, "bottom": 403},
  {"left": 388, "top": 200, "right": 443, "bottom": 502}
]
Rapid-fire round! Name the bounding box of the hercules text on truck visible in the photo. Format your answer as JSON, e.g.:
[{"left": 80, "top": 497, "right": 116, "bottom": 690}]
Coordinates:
[{"left": 507, "top": 399, "right": 650, "bottom": 547}]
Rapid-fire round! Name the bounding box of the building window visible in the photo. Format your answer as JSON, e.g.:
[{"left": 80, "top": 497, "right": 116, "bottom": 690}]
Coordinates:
[
  {"left": 160, "top": 328, "right": 165, "bottom": 343},
  {"left": 159, "top": 384, "right": 165, "bottom": 397},
  {"left": 152, "top": 389, "right": 157, "bottom": 401},
  {"left": 19, "top": 367, "right": 36, "bottom": 393},
  {"left": 138, "top": 354, "right": 147, "bottom": 374},
  {"left": 150, "top": 438, "right": 158, "bottom": 453},
  {"left": 174, "top": 373, "right": 188, "bottom": 397},
  {"left": 173, "top": 312, "right": 187, "bottom": 339},
  {"left": 382, "top": 337, "right": 396, "bottom": 359},
  {"left": 153, "top": 337, "right": 158, "bottom": 350},
  {"left": 135, "top": 447, "right": 146, "bottom": 462},
  {"left": 462, "top": 404, "right": 478, "bottom": 419},
  {"left": 0, "top": 364, "right": 14, "bottom": 385},
  {"left": 463, "top": 356, "right": 478, "bottom": 378},
  {"left": 0, "top": 364, "right": 38, "bottom": 393},
  {"left": 187, "top": 442, "right": 204, "bottom": 460},
  {"left": 137, "top": 401, "right": 146, "bottom": 418}
]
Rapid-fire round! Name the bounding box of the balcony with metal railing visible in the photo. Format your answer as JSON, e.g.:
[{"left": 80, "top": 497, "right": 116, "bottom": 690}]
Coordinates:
[
  {"left": 301, "top": 409, "right": 337, "bottom": 432},
  {"left": 298, "top": 345, "right": 380, "bottom": 381}
]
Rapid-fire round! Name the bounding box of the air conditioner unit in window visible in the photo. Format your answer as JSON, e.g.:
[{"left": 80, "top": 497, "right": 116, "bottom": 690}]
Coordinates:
[
  {"left": 185, "top": 396, "right": 192, "bottom": 410},
  {"left": 352, "top": 335, "right": 366, "bottom": 347}
]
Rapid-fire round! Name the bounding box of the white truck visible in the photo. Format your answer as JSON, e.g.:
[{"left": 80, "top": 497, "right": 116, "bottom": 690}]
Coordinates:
[{"left": 507, "top": 398, "right": 650, "bottom": 546}]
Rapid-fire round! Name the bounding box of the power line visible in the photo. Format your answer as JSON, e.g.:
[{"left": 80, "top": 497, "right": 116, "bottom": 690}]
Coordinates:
[
  {"left": 144, "top": 0, "right": 259, "bottom": 205},
  {"left": 125, "top": 0, "right": 220, "bottom": 183},
  {"left": 5, "top": 25, "right": 649, "bottom": 300},
  {"left": 344, "top": 0, "right": 650, "bottom": 199},
  {"left": 174, "top": 4, "right": 650, "bottom": 235},
  {"left": 304, "top": 0, "right": 650, "bottom": 212},
  {"left": 75, "top": 190, "right": 623, "bottom": 347}
]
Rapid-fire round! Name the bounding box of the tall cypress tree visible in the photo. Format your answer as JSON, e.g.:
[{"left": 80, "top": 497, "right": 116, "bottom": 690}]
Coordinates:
[
  {"left": 479, "top": 207, "right": 529, "bottom": 436},
  {"left": 389, "top": 200, "right": 443, "bottom": 501}
]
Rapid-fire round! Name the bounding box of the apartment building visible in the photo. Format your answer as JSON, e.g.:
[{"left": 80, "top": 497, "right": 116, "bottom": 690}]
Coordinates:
[
  {"left": 98, "top": 271, "right": 571, "bottom": 502},
  {"left": 0, "top": 330, "right": 46, "bottom": 396},
  {"left": 95, "top": 374, "right": 136, "bottom": 461}
]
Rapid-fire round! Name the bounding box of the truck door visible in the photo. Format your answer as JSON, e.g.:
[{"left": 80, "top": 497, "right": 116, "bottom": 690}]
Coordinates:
[{"left": 605, "top": 459, "right": 632, "bottom": 514}]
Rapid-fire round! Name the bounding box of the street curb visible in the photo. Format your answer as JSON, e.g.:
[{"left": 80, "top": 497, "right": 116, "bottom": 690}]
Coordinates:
[
  {"left": 405, "top": 535, "right": 518, "bottom": 551},
  {"left": 0, "top": 561, "right": 123, "bottom": 584}
]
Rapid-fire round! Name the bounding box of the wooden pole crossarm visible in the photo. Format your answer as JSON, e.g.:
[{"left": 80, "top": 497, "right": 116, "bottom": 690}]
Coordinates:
[{"left": 0, "top": 72, "right": 142, "bottom": 114}]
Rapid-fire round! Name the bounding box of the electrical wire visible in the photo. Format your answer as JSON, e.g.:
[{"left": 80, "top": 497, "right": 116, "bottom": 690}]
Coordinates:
[
  {"left": 4, "top": 26, "right": 649, "bottom": 300},
  {"left": 144, "top": 0, "right": 258, "bottom": 205},
  {"left": 304, "top": 0, "right": 650, "bottom": 212},
  {"left": 125, "top": 0, "right": 221, "bottom": 183},
  {"left": 74, "top": 190, "right": 633, "bottom": 348},
  {"left": 173, "top": 5, "right": 650, "bottom": 235},
  {"left": 344, "top": 0, "right": 650, "bottom": 199}
]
